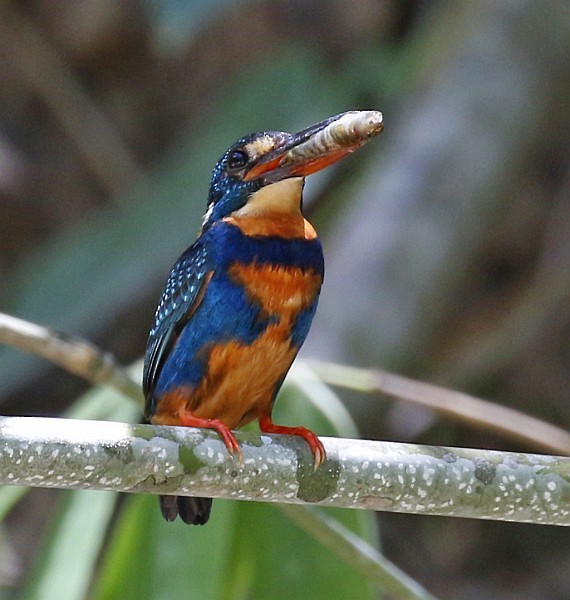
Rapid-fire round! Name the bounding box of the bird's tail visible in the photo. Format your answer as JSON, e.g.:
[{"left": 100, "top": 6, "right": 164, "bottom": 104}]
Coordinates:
[{"left": 159, "top": 495, "right": 213, "bottom": 525}]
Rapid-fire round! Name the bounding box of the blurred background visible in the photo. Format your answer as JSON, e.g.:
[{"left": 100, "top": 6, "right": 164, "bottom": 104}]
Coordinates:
[{"left": 0, "top": 1, "right": 569, "bottom": 598}]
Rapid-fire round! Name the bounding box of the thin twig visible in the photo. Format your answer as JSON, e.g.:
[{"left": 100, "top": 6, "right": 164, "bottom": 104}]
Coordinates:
[
  {"left": 0, "top": 312, "right": 142, "bottom": 403},
  {"left": 308, "top": 361, "right": 570, "bottom": 456}
]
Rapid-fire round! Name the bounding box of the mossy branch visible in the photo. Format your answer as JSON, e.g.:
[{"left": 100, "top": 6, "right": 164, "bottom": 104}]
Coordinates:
[{"left": 0, "top": 416, "right": 568, "bottom": 526}]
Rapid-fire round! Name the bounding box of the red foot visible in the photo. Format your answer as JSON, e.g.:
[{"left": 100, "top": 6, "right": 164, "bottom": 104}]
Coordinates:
[
  {"left": 259, "top": 415, "right": 326, "bottom": 469},
  {"left": 179, "top": 409, "right": 242, "bottom": 463}
]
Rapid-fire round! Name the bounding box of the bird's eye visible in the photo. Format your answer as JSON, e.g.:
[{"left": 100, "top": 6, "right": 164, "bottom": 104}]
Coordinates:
[{"left": 227, "top": 149, "right": 249, "bottom": 171}]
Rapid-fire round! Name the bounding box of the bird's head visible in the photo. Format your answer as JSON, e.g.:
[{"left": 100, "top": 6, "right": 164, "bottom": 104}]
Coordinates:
[{"left": 201, "top": 110, "right": 383, "bottom": 231}]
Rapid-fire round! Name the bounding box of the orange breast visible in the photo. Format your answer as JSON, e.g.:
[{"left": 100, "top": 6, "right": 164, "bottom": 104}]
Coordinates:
[{"left": 223, "top": 213, "right": 317, "bottom": 240}]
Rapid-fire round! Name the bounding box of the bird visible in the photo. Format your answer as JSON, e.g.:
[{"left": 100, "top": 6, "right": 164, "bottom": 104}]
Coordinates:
[{"left": 143, "top": 110, "right": 383, "bottom": 525}]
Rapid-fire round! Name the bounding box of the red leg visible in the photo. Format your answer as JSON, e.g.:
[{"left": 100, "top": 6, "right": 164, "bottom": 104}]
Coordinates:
[
  {"left": 258, "top": 414, "right": 326, "bottom": 469},
  {"left": 179, "top": 409, "right": 243, "bottom": 463}
]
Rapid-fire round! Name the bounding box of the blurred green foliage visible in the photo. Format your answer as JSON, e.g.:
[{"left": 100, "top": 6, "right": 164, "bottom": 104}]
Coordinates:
[{"left": 0, "top": 0, "right": 569, "bottom": 599}]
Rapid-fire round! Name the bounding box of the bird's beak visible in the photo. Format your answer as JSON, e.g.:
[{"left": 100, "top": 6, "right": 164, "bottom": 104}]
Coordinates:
[{"left": 244, "top": 110, "right": 383, "bottom": 183}]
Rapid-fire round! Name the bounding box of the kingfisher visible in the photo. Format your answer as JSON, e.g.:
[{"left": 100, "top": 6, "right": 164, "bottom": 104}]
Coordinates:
[{"left": 143, "top": 110, "right": 383, "bottom": 525}]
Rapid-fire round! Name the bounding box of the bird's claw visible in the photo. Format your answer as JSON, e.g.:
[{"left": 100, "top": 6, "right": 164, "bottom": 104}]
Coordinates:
[
  {"left": 258, "top": 416, "right": 326, "bottom": 470},
  {"left": 179, "top": 411, "right": 243, "bottom": 464}
]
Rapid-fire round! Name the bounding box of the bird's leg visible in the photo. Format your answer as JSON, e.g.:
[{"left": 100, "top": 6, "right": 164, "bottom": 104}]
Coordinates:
[
  {"left": 179, "top": 409, "right": 243, "bottom": 463},
  {"left": 258, "top": 412, "right": 326, "bottom": 469}
]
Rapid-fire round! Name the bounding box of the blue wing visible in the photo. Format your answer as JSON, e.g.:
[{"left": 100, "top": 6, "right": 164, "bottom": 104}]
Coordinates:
[{"left": 143, "top": 241, "right": 212, "bottom": 419}]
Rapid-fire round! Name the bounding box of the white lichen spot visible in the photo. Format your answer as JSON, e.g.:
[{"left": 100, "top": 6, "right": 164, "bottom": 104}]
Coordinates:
[
  {"left": 543, "top": 491, "right": 552, "bottom": 502},
  {"left": 397, "top": 475, "right": 404, "bottom": 485},
  {"left": 408, "top": 465, "right": 417, "bottom": 475},
  {"left": 418, "top": 488, "right": 427, "bottom": 499},
  {"left": 547, "top": 481, "right": 557, "bottom": 491}
]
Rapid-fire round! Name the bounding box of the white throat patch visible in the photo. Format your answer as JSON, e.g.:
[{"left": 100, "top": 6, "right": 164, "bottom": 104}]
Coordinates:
[{"left": 234, "top": 177, "right": 304, "bottom": 217}]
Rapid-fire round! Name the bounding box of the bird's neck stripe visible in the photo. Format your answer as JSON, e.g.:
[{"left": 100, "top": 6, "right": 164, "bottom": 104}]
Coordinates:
[{"left": 223, "top": 215, "right": 317, "bottom": 240}]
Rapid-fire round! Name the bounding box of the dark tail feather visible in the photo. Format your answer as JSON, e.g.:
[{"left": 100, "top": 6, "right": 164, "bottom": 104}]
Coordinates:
[{"left": 159, "top": 495, "right": 213, "bottom": 525}]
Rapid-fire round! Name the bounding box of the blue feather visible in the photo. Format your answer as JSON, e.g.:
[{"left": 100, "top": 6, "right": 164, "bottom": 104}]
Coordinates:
[{"left": 149, "top": 223, "right": 323, "bottom": 402}]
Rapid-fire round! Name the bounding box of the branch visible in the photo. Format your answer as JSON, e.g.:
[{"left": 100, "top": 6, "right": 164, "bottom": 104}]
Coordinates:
[
  {"left": 309, "top": 361, "right": 570, "bottom": 456},
  {"left": 0, "top": 312, "right": 142, "bottom": 403},
  {"left": 0, "top": 416, "right": 568, "bottom": 526}
]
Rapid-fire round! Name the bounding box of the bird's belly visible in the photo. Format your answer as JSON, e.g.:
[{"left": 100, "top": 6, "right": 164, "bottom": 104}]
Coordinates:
[
  {"left": 189, "top": 323, "right": 298, "bottom": 428},
  {"left": 153, "top": 261, "right": 321, "bottom": 429}
]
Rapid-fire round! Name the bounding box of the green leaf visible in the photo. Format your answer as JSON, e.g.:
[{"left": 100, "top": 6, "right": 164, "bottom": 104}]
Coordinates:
[
  {"left": 93, "top": 494, "right": 239, "bottom": 600},
  {"left": 19, "top": 490, "right": 117, "bottom": 600}
]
